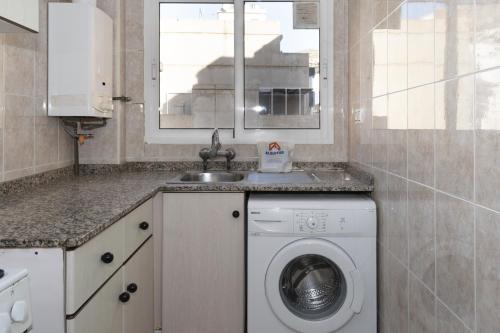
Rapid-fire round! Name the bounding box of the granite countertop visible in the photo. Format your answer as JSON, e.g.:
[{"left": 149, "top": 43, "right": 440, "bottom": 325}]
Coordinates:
[{"left": 0, "top": 166, "right": 373, "bottom": 249}]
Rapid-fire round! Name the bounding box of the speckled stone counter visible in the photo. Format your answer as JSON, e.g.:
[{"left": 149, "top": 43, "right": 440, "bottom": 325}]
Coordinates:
[{"left": 0, "top": 166, "right": 373, "bottom": 249}]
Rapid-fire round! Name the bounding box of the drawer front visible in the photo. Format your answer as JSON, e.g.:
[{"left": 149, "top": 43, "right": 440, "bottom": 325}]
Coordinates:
[
  {"left": 66, "top": 268, "right": 123, "bottom": 333},
  {"left": 123, "top": 239, "right": 154, "bottom": 333},
  {"left": 66, "top": 221, "right": 125, "bottom": 314},
  {"left": 124, "top": 199, "right": 153, "bottom": 258}
]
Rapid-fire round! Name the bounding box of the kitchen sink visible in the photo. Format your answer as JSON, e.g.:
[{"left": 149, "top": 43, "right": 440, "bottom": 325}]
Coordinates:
[{"left": 179, "top": 172, "right": 245, "bottom": 183}]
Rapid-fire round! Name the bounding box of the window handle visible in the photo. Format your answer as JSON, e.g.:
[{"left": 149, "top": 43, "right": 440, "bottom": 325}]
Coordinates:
[{"left": 151, "top": 61, "right": 157, "bottom": 81}]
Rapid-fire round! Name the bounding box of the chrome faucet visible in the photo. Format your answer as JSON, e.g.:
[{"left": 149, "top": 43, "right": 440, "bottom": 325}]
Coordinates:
[{"left": 199, "top": 128, "right": 236, "bottom": 171}]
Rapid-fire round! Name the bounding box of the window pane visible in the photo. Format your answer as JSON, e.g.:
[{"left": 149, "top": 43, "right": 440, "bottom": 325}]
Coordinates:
[
  {"left": 244, "top": 2, "right": 320, "bottom": 129},
  {"left": 159, "top": 3, "right": 234, "bottom": 129}
]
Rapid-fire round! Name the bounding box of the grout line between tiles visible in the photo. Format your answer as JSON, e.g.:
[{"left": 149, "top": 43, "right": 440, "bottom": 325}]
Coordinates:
[
  {"left": 472, "top": 1, "right": 478, "bottom": 331},
  {"left": 364, "top": 162, "right": 500, "bottom": 215}
]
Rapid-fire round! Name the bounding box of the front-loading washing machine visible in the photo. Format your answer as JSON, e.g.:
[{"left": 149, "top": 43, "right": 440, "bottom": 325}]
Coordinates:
[{"left": 247, "top": 193, "right": 377, "bottom": 333}]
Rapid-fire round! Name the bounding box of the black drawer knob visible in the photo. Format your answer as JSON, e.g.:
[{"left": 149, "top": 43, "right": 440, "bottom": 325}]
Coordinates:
[
  {"left": 119, "top": 292, "right": 130, "bottom": 303},
  {"left": 127, "top": 283, "right": 138, "bottom": 293},
  {"left": 139, "top": 221, "right": 150, "bottom": 230},
  {"left": 101, "top": 252, "right": 114, "bottom": 264},
  {"left": 232, "top": 210, "right": 240, "bottom": 218}
]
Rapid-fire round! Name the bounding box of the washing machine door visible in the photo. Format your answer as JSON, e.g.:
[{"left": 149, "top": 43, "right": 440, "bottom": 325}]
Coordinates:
[{"left": 265, "top": 238, "right": 364, "bottom": 333}]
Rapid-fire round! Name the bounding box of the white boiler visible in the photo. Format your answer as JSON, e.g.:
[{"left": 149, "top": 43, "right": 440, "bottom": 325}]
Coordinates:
[{"left": 48, "top": 1, "right": 113, "bottom": 118}]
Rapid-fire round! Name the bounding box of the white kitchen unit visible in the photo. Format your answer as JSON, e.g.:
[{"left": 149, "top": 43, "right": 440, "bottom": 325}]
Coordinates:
[
  {"left": 48, "top": 1, "right": 113, "bottom": 118},
  {"left": 0, "top": 0, "right": 38, "bottom": 33},
  {"left": 163, "top": 193, "right": 245, "bottom": 333},
  {"left": 0, "top": 199, "right": 155, "bottom": 333}
]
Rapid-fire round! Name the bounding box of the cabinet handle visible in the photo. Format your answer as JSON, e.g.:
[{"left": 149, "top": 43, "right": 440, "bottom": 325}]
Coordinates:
[
  {"left": 119, "top": 292, "right": 130, "bottom": 303},
  {"left": 127, "top": 283, "right": 138, "bottom": 293},
  {"left": 232, "top": 210, "right": 240, "bottom": 218},
  {"left": 101, "top": 252, "right": 114, "bottom": 264},
  {"left": 139, "top": 221, "right": 150, "bottom": 230}
]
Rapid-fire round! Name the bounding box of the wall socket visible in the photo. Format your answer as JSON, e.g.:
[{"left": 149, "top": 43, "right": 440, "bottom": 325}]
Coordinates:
[{"left": 353, "top": 108, "right": 364, "bottom": 123}]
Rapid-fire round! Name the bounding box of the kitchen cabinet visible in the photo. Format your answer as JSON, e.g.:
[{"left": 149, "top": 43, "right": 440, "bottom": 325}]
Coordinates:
[
  {"left": 0, "top": 0, "right": 38, "bottom": 32},
  {"left": 66, "top": 239, "right": 154, "bottom": 333},
  {"left": 123, "top": 239, "right": 154, "bottom": 333},
  {"left": 163, "top": 193, "right": 245, "bottom": 333},
  {"left": 66, "top": 199, "right": 155, "bottom": 333}
]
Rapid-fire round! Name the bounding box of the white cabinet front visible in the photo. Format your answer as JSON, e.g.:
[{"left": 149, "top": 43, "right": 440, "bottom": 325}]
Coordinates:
[
  {"left": 123, "top": 239, "right": 155, "bottom": 333},
  {"left": 163, "top": 193, "right": 245, "bottom": 333},
  {"left": 66, "top": 268, "right": 123, "bottom": 333}
]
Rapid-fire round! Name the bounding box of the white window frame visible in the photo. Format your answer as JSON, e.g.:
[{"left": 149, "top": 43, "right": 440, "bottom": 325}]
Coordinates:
[{"left": 144, "top": 0, "right": 334, "bottom": 144}]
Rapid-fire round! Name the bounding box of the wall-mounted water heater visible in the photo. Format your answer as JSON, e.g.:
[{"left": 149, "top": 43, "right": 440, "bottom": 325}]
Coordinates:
[{"left": 48, "top": 0, "right": 113, "bottom": 118}]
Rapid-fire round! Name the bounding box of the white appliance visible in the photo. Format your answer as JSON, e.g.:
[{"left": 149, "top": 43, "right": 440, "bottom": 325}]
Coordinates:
[
  {"left": 48, "top": 1, "right": 113, "bottom": 118},
  {"left": 247, "top": 194, "right": 377, "bottom": 333},
  {"left": 0, "top": 268, "right": 33, "bottom": 333}
]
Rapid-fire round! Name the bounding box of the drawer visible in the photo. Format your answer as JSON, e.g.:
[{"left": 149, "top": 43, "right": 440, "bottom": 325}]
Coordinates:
[
  {"left": 66, "top": 267, "right": 124, "bottom": 333},
  {"left": 66, "top": 220, "right": 125, "bottom": 314},
  {"left": 124, "top": 199, "right": 153, "bottom": 258}
]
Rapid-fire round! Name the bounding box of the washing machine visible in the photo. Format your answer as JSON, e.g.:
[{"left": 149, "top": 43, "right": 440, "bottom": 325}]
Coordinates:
[{"left": 247, "top": 193, "right": 377, "bottom": 333}]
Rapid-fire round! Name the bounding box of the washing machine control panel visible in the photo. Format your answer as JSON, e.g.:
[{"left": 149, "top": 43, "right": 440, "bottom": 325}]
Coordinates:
[{"left": 294, "top": 211, "right": 328, "bottom": 233}]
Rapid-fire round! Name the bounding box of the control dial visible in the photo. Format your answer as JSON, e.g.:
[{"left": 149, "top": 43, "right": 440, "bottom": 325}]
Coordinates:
[
  {"left": 306, "top": 217, "right": 318, "bottom": 229},
  {"left": 10, "top": 301, "right": 28, "bottom": 323}
]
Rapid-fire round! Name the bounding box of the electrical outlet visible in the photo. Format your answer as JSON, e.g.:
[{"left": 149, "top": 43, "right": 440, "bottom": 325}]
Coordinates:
[{"left": 353, "top": 108, "right": 364, "bottom": 123}]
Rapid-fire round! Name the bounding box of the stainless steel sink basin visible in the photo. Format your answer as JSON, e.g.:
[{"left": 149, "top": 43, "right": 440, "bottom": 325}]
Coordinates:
[{"left": 179, "top": 172, "right": 245, "bottom": 183}]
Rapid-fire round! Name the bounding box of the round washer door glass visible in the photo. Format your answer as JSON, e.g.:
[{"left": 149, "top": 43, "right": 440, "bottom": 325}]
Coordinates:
[
  {"left": 280, "top": 254, "right": 347, "bottom": 320},
  {"left": 265, "top": 238, "right": 363, "bottom": 333}
]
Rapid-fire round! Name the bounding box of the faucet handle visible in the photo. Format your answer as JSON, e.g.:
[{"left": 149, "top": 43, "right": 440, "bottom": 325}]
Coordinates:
[{"left": 212, "top": 128, "right": 222, "bottom": 150}]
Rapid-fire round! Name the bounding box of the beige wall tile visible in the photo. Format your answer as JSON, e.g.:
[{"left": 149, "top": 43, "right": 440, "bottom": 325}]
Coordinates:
[
  {"left": 125, "top": 0, "right": 144, "bottom": 51},
  {"left": 372, "top": 20, "right": 388, "bottom": 97},
  {"left": 436, "top": 301, "right": 472, "bottom": 333},
  {"left": 58, "top": 123, "right": 74, "bottom": 165},
  {"left": 387, "top": 251, "right": 409, "bottom": 333},
  {"left": 475, "top": 69, "right": 500, "bottom": 211},
  {"left": 387, "top": 91, "right": 407, "bottom": 176},
  {"left": 407, "top": 1, "right": 435, "bottom": 88},
  {"left": 435, "top": 0, "right": 475, "bottom": 81},
  {"left": 387, "top": 4, "right": 407, "bottom": 93},
  {"left": 475, "top": 0, "right": 500, "bottom": 70},
  {"left": 475, "top": 207, "right": 500, "bottom": 332},
  {"left": 408, "top": 85, "right": 435, "bottom": 186},
  {"left": 35, "top": 97, "right": 58, "bottom": 167},
  {"left": 4, "top": 95, "right": 34, "bottom": 173},
  {"left": 4, "top": 35, "right": 35, "bottom": 96},
  {"left": 125, "top": 50, "right": 144, "bottom": 103},
  {"left": 387, "top": 174, "right": 408, "bottom": 264},
  {"left": 435, "top": 76, "right": 474, "bottom": 200},
  {"left": 348, "top": 0, "right": 361, "bottom": 47},
  {"left": 388, "top": 0, "right": 406, "bottom": 15},
  {"left": 436, "top": 193, "right": 475, "bottom": 328},
  {"left": 408, "top": 182, "right": 435, "bottom": 291},
  {"left": 359, "top": 99, "right": 373, "bottom": 166},
  {"left": 407, "top": 129, "right": 434, "bottom": 186},
  {"left": 409, "top": 275, "right": 436, "bottom": 333}
]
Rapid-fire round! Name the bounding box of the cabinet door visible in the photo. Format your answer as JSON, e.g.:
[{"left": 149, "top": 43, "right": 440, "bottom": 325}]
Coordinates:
[
  {"left": 66, "top": 268, "right": 123, "bottom": 333},
  {"left": 0, "top": 0, "right": 39, "bottom": 32},
  {"left": 163, "top": 193, "right": 245, "bottom": 333},
  {"left": 123, "top": 238, "right": 155, "bottom": 333}
]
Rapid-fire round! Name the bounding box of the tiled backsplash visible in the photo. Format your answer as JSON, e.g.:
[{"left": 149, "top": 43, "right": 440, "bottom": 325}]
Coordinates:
[
  {"left": 0, "top": 0, "right": 73, "bottom": 183},
  {"left": 348, "top": 0, "right": 499, "bottom": 332}
]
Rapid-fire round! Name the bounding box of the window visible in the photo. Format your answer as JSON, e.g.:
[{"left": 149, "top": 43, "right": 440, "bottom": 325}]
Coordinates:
[{"left": 144, "top": 0, "right": 333, "bottom": 144}]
